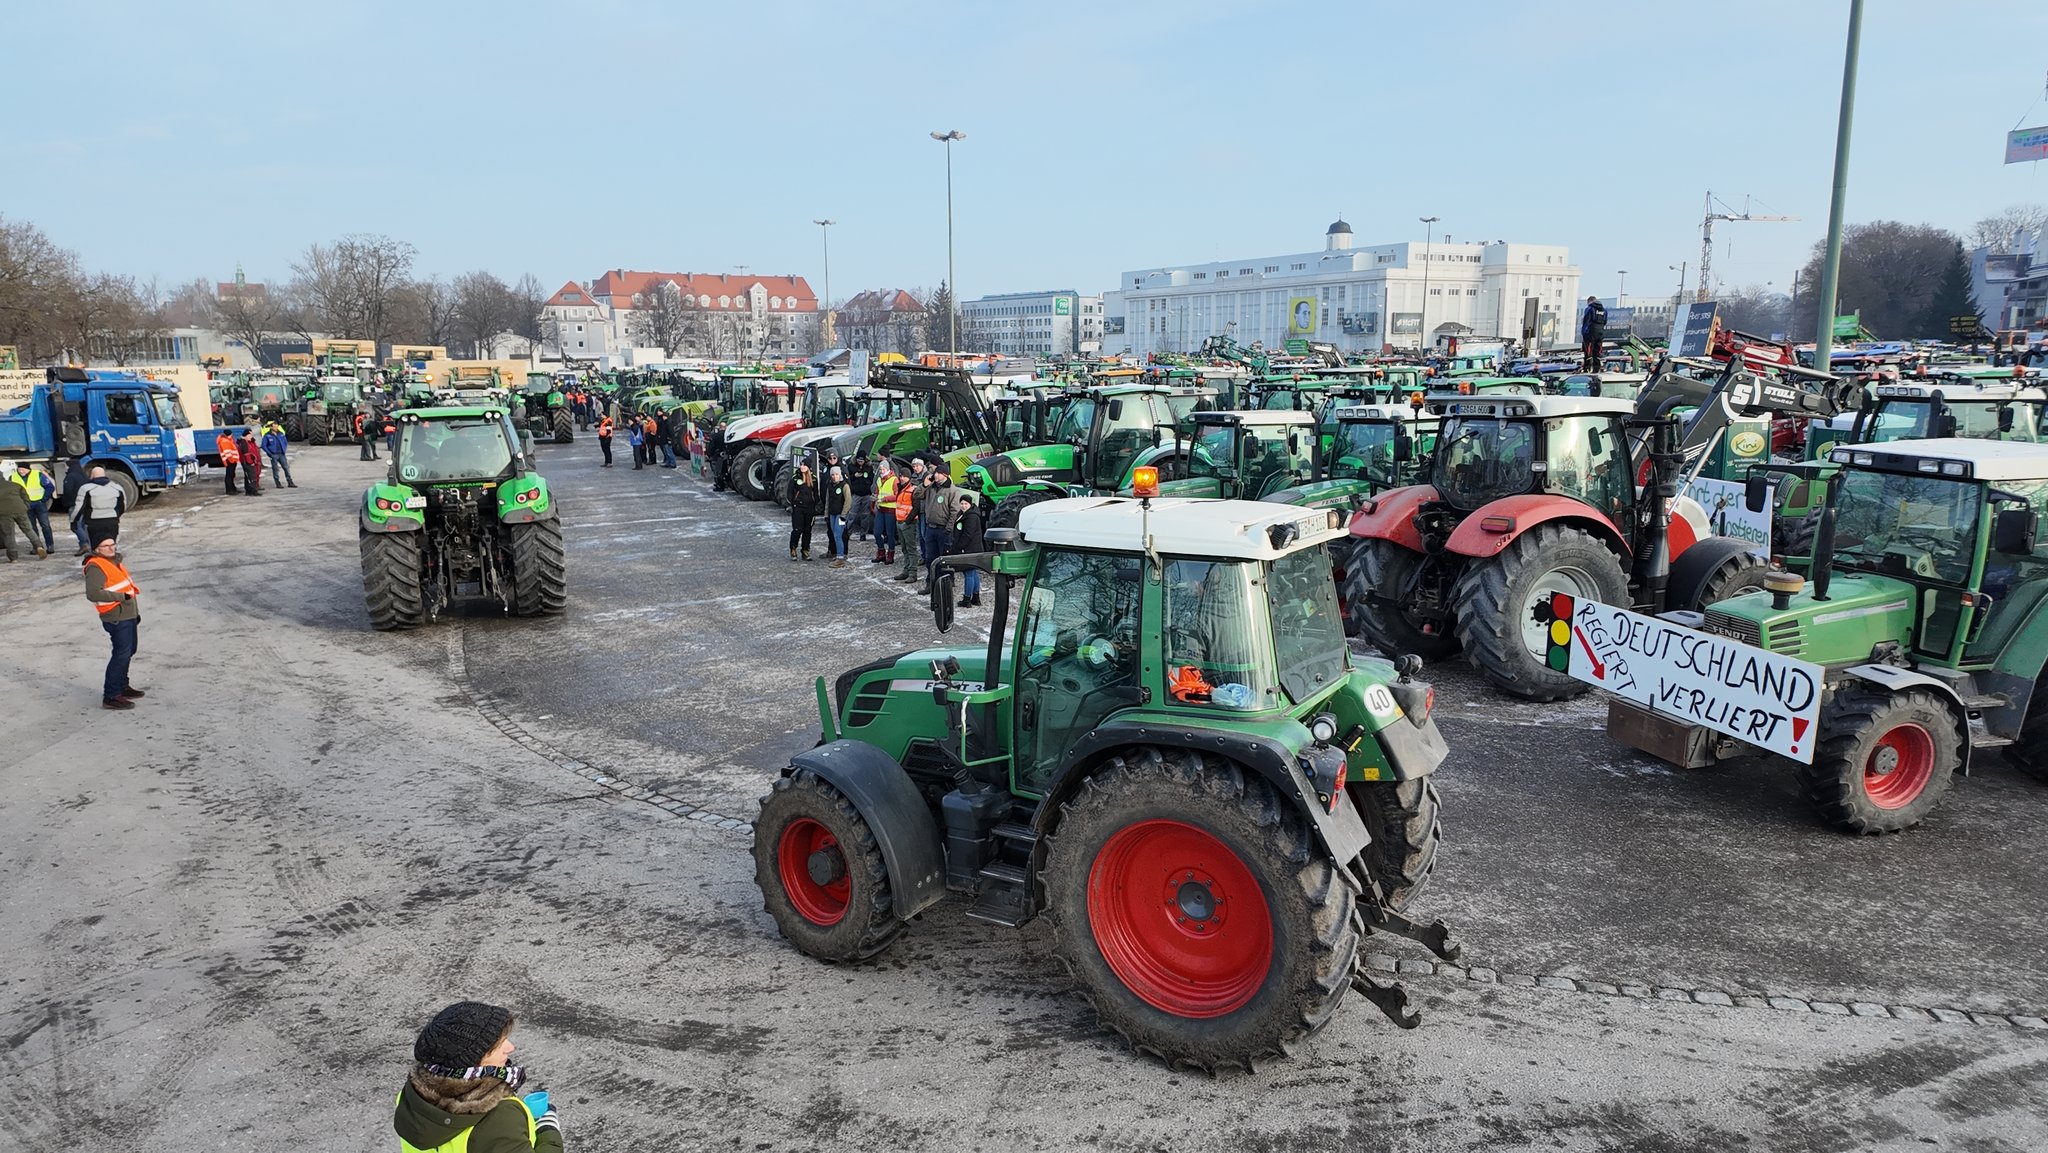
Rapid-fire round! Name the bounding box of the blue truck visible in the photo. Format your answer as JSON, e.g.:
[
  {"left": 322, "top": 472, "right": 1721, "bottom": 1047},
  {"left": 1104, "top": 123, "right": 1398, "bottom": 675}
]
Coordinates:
[{"left": 0, "top": 367, "right": 196, "bottom": 509}]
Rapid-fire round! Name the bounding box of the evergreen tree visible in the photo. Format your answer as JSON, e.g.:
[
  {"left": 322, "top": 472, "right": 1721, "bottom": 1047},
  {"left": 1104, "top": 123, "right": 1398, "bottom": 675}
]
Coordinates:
[
  {"left": 1917, "top": 240, "right": 1980, "bottom": 339},
  {"left": 925, "top": 280, "right": 958, "bottom": 355}
]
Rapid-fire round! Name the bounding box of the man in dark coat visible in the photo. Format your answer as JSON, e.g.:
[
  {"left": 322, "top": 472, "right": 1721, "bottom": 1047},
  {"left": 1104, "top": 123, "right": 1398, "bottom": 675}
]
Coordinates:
[
  {"left": 951, "top": 494, "right": 985, "bottom": 608},
  {"left": 1579, "top": 296, "right": 1607, "bottom": 371}
]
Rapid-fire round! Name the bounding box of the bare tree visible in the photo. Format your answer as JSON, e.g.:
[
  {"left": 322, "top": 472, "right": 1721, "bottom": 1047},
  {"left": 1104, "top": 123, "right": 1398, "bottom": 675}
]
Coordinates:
[
  {"left": 160, "top": 277, "right": 217, "bottom": 328},
  {"left": 1793, "top": 221, "right": 1959, "bottom": 342},
  {"left": 288, "top": 233, "right": 417, "bottom": 342},
  {"left": 628, "top": 281, "right": 695, "bottom": 355},
  {"left": 392, "top": 277, "right": 459, "bottom": 348},
  {"left": 509, "top": 273, "right": 547, "bottom": 353},
  {"left": 0, "top": 214, "right": 85, "bottom": 364},
  {"left": 1714, "top": 283, "right": 1791, "bottom": 339},
  {"left": 451, "top": 270, "right": 513, "bottom": 357},
  {"left": 214, "top": 282, "right": 283, "bottom": 367},
  {"left": 1968, "top": 204, "right": 2048, "bottom": 251}
]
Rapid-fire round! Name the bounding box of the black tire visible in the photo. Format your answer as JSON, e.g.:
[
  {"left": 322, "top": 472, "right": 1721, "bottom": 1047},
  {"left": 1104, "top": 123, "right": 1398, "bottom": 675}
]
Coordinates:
[
  {"left": 772, "top": 463, "right": 793, "bottom": 509},
  {"left": 307, "top": 419, "right": 332, "bottom": 446},
  {"left": 1686, "top": 551, "right": 1771, "bottom": 608},
  {"left": 752, "top": 769, "right": 904, "bottom": 962},
  {"left": 1042, "top": 747, "right": 1360, "bottom": 1074},
  {"left": 1800, "top": 687, "right": 1959, "bottom": 834},
  {"left": 360, "top": 530, "right": 426, "bottom": 630},
  {"left": 1452, "top": 523, "right": 1628, "bottom": 701},
  {"left": 283, "top": 414, "right": 304, "bottom": 442},
  {"left": 732, "top": 444, "right": 776, "bottom": 502},
  {"left": 107, "top": 469, "right": 142, "bottom": 510},
  {"left": 989, "top": 488, "right": 1060, "bottom": 533},
  {"left": 551, "top": 410, "right": 575, "bottom": 444},
  {"left": 2003, "top": 693, "right": 2048, "bottom": 785},
  {"left": 1774, "top": 509, "right": 1820, "bottom": 558},
  {"left": 1349, "top": 777, "right": 1441, "bottom": 911},
  {"left": 1348, "top": 539, "right": 1459, "bottom": 659},
  {"left": 508, "top": 518, "right": 568, "bottom": 616}
]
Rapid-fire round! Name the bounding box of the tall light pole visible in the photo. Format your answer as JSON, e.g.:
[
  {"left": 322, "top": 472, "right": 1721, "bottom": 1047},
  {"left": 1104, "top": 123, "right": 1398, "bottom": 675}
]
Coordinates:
[
  {"left": 1812, "top": 0, "right": 1864, "bottom": 370},
  {"left": 1417, "top": 216, "right": 1439, "bottom": 352},
  {"left": 812, "top": 219, "right": 835, "bottom": 349},
  {"left": 1668, "top": 262, "right": 1687, "bottom": 344},
  {"left": 1617, "top": 270, "right": 1628, "bottom": 302},
  {"left": 930, "top": 130, "right": 966, "bottom": 357}
]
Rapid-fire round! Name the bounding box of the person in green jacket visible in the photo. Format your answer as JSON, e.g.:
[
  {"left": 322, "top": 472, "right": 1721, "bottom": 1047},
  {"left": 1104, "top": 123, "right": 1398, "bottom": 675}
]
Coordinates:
[{"left": 393, "top": 1001, "right": 563, "bottom": 1152}]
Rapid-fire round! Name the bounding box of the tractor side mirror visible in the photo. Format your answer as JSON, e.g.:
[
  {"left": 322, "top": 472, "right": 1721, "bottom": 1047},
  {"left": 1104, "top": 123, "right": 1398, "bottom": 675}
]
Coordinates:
[
  {"left": 1107, "top": 399, "right": 1124, "bottom": 421},
  {"left": 1999, "top": 405, "right": 2017, "bottom": 432},
  {"left": 1287, "top": 432, "right": 1302, "bottom": 453},
  {"left": 1812, "top": 506, "right": 1839, "bottom": 601},
  {"left": 1933, "top": 412, "right": 1960, "bottom": 439},
  {"left": 1587, "top": 427, "right": 1605, "bottom": 456},
  {"left": 1994, "top": 508, "right": 2038, "bottom": 555},
  {"left": 1394, "top": 430, "right": 1413, "bottom": 462},
  {"left": 1744, "top": 472, "right": 1769, "bottom": 514},
  {"left": 931, "top": 569, "right": 956, "bottom": 633}
]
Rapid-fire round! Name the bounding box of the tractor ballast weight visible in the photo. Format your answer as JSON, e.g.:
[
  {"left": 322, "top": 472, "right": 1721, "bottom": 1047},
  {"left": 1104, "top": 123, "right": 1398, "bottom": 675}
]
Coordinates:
[{"left": 752, "top": 497, "right": 1462, "bottom": 1071}]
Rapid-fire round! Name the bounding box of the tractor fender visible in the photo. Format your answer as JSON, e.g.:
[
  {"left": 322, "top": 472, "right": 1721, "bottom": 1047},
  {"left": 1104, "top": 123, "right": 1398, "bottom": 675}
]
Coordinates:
[
  {"left": 1665, "top": 536, "right": 1761, "bottom": 609},
  {"left": 786, "top": 740, "right": 948, "bottom": 918},
  {"left": 1442, "top": 494, "right": 1628, "bottom": 560},
  {"left": 1033, "top": 723, "right": 1370, "bottom": 867},
  {"left": 1347, "top": 483, "right": 1435, "bottom": 551},
  {"left": 1836, "top": 664, "right": 1974, "bottom": 776}
]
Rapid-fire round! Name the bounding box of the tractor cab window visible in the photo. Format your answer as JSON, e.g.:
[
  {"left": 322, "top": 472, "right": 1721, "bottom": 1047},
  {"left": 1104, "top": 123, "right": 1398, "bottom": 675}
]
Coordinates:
[
  {"left": 1017, "top": 550, "right": 1143, "bottom": 791},
  {"left": 1968, "top": 478, "right": 2048, "bottom": 663},
  {"left": 1188, "top": 423, "right": 1237, "bottom": 482},
  {"left": 1546, "top": 416, "right": 1631, "bottom": 519},
  {"left": 1090, "top": 395, "right": 1162, "bottom": 491},
  {"left": 1832, "top": 470, "right": 1980, "bottom": 588},
  {"left": 1433, "top": 417, "right": 1536, "bottom": 509},
  {"left": 1240, "top": 427, "right": 1311, "bottom": 498},
  {"left": 397, "top": 418, "right": 516, "bottom": 483},
  {"left": 1163, "top": 559, "right": 1278, "bottom": 710},
  {"left": 1329, "top": 421, "right": 1399, "bottom": 488},
  {"left": 1268, "top": 547, "right": 1349, "bottom": 703}
]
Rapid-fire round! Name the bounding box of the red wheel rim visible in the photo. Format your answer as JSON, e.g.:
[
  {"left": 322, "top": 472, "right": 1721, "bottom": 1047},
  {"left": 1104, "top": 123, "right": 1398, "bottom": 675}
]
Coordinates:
[
  {"left": 1864, "top": 723, "right": 1935, "bottom": 810},
  {"left": 777, "top": 817, "right": 849, "bottom": 926},
  {"left": 1086, "top": 819, "right": 1273, "bottom": 1018}
]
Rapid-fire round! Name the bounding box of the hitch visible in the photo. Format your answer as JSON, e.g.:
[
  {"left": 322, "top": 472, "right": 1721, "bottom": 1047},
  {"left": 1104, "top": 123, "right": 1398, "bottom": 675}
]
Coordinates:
[
  {"left": 1366, "top": 906, "right": 1463, "bottom": 962},
  {"left": 1351, "top": 971, "right": 1420, "bottom": 1030}
]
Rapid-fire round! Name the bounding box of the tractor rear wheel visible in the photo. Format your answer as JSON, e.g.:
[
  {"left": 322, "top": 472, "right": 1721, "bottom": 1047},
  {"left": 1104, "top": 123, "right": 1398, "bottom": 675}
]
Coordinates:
[
  {"left": 306, "top": 418, "right": 332, "bottom": 446},
  {"left": 752, "top": 769, "right": 904, "bottom": 962},
  {"left": 772, "top": 463, "right": 793, "bottom": 508},
  {"left": 508, "top": 518, "right": 568, "bottom": 616},
  {"left": 1043, "top": 747, "right": 1360, "bottom": 1074},
  {"left": 732, "top": 444, "right": 776, "bottom": 502},
  {"left": 2003, "top": 694, "right": 2048, "bottom": 785},
  {"left": 1800, "top": 687, "right": 1958, "bottom": 834},
  {"left": 360, "top": 530, "right": 426, "bottom": 631},
  {"left": 282, "top": 414, "right": 304, "bottom": 442},
  {"left": 1348, "top": 539, "right": 1458, "bottom": 659},
  {"left": 1453, "top": 524, "right": 1627, "bottom": 701},
  {"left": 989, "top": 488, "right": 1059, "bottom": 533},
  {"left": 1683, "top": 551, "right": 1772, "bottom": 610},
  {"left": 1349, "top": 777, "right": 1441, "bottom": 911},
  {"left": 551, "top": 410, "right": 575, "bottom": 444}
]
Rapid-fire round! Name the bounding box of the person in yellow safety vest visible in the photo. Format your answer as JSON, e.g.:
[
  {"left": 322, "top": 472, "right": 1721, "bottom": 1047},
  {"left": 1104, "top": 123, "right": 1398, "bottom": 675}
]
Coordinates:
[
  {"left": 10, "top": 460, "right": 56, "bottom": 557},
  {"left": 393, "top": 1001, "right": 562, "bottom": 1152},
  {"left": 215, "top": 431, "right": 242, "bottom": 495},
  {"left": 871, "top": 460, "right": 899, "bottom": 565},
  {"left": 82, "top": 536, "right": 145, "bottom": 710}
]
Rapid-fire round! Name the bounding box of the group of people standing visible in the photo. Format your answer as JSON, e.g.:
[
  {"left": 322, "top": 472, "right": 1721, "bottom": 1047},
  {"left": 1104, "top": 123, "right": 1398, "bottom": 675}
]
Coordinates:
[
  {"left": 215, "top": 425, "right": 298, "bottom": 496},
  {"left": 0, "top": 459, "right": 133, "bottom": 561},
  {"left": 785, "top": 448, "right": 986, "bottom": 608},
  {"left": 598, "top": 409, "right": 684, "bottom": 470}
]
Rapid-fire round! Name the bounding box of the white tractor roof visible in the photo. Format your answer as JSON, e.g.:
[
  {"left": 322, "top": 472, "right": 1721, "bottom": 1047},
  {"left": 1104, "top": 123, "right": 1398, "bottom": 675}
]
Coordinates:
[
  {"left": 1337, "top": 403, "right": 1436, "bottom": 422},
  {"left": 1874, "top": 381, "right": 2048, "bottom": 402},
  {"left": 1195, "top": 409, "right": 1317, "bottom": 428},
  {"left": 1018, "top": 497, "right": 1345, "bottom": 560},
  {"left": 1428, "top": 393, "right": 1634, "bottom": 417},
  {"left": 1841, "top": 437, "right": 2048, "bottom": 481}
]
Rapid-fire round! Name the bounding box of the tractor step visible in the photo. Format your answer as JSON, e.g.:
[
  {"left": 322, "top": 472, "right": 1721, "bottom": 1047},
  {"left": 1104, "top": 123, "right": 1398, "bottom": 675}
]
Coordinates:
[
  {"left": 991, "top": 822, "right": 1036, "bottom": 843},
  {"left": 1960, "top": 694, "right": 2008, "bottom": 711},
  {"left": 965, "top": 862, "right": 1030, "bottom": 928}
]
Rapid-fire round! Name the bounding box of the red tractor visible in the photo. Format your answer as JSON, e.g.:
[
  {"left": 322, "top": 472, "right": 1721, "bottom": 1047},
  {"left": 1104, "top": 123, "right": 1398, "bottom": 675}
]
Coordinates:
[{"left": 1347, "top": 394, "right": 1770, "bottom": 700}]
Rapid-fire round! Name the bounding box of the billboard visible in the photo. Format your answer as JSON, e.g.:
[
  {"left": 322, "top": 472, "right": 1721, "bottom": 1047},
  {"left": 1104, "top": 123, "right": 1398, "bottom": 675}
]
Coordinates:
[
  {"left": 1389, "top": 312, "right": 1422, "bottom": 336},
  {"left": 2006, "top": 125, "right": 2048, "bottom": 164},
  {"left": 1673, "top": 301, "right": 1720, "bottom": 357},
  {"left": 1054, "top": 296, "right": 1072, "bottom": 316},
  {"left": 1287, "top": 297, "right": 1317, "bottom": 335}
]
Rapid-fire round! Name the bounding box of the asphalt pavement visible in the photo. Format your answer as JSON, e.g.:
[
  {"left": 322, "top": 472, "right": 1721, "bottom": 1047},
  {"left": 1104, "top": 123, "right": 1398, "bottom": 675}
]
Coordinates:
[{"left": 0, "top": 437, "right": 2042, "bottom": 1152}]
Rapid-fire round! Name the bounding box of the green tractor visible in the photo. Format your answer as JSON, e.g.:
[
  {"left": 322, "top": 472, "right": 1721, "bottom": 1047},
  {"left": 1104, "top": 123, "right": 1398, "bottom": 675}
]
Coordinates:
[
  {"left": 298, "top": 373, "right": 367, "bottom": 444},
  {"left": 358, "top": 405, "right": 566, "bottom": 630},
  {"left": 1612, "top": 437, "right": 2048, "bottom": 833},
  {"left": 966, "top": 384, "right": 1205, "bottom": 530},
  {"left": 519, "top": 372, "right": 576, "bottom": 444},
  {"left": 751, "top": 496, "right": 1460, "bottom": 1070}
]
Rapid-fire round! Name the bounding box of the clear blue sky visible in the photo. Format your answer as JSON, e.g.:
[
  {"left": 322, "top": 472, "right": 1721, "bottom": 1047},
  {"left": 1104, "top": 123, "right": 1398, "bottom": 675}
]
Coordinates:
[{"left": 7, "top": 0, "right": 2046, "bottom": 306}]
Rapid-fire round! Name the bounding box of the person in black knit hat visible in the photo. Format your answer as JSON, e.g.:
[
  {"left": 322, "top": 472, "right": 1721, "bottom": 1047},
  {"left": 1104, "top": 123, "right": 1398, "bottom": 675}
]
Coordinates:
[{"left": 393, "top": 1000, "right": 563, "bottom": 1151}]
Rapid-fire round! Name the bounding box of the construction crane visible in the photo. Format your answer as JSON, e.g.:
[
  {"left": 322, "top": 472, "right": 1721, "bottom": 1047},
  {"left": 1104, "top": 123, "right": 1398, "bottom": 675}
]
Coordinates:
[{"left": 1697, "top": 191, "right": 1798, "bottom": 301}]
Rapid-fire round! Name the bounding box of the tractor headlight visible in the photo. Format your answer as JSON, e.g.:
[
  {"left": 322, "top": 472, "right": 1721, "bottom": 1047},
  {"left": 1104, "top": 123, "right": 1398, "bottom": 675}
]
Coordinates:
[{"left": 1308, "top": 712, "right": 1339, "bottom": 744}]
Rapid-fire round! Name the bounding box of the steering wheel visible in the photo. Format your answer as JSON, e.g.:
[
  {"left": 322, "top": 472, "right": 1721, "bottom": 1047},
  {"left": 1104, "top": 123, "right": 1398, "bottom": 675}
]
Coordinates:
[{"left": 1079, "top": 636, "right": 1118, "bottom": 669}]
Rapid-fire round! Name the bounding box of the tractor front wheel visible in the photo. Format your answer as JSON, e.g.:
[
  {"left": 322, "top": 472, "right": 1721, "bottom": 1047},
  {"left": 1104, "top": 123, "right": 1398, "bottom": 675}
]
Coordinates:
[
  {"left": 306, "top": 418, "right": 332, "bottom": 446},
  {"left": 360, "top": 530, "right": 427, "bottom": 631},
  {"left": 752, "top": 770, "right": 904, "bottom": 962},
  {"left": 1800, "top": 688, "right": 1959, "bottom": 834},
  {"left": 1043, "top": 747, "right": 1360, "bottom": 1074},
  {"left": 508, "top": 518, "right": 568, "bottom": 616},
  {"left": 1348, "top": 539, "right": 1458, "bottom": 659},
  {"left": 1348, "top": 777, "right": 1441, "bottom": 911},
  {"left": 2003, "top": 694, "right": 2048, "bottom": 785},
  {"left": 551, "top": 409, "right": 575, "bottom": 444},
  {"left": 732, "top": 444, "right": 776, "bottom": 502},
  {"left": 989, "top": 488, "right": 1059, "bottom": 533},
  {"left": 1452, "top": 524, "right": 1628, "bottom": 701}
]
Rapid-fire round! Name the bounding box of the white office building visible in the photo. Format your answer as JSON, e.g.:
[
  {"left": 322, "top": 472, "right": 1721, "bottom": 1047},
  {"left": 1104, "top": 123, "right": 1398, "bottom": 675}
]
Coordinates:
[
  {"left": 1102, "top": 221, "right": 1581, "bottom": 355},
  {"left": 962, "top": 290, "right": 1104, "bottom": 356}
]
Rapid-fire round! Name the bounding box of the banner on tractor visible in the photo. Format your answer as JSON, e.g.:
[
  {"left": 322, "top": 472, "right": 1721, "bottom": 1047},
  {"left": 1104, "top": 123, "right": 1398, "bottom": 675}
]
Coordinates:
[
  {"left": 1548, "top": 594, "right": 1823, "bottom": 763},
  {"left": 1681, "top": 476, "right": 1770, "bottom": 556},
  {"left": 1673, "top": 302, "right": 1720, "bottom": 357},
  {"left": 2005, "top": 125, "right": 2048, "bottom": 164}
]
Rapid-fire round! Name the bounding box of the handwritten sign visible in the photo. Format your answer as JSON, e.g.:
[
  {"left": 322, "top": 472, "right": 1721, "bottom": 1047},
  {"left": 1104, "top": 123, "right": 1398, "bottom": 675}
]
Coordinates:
[
  {"left": 1682, "top": 476, "right": 1770, "bottom": 557},
  {"left": 1551, "top": 594, "right": 1823, "bottom": 763}
]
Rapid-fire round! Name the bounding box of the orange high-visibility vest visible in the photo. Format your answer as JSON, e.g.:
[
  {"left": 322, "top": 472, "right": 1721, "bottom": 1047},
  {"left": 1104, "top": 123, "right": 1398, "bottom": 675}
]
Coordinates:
[
  {"left": 216, "top": 434, "right": 240, "bottom": 465},
  {"left": 83, "top": 556, "right": 138, "bottom": 615},
  {"left": 895, "top": 483, "right": 916, "bottom": 523},
  {"left": 598, "top": 418, "right": 614, "bottom": 437}
]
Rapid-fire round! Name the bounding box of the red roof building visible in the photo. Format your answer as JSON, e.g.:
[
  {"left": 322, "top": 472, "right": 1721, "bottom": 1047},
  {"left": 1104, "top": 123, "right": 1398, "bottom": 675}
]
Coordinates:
[{"left": 541, "top": 269, "right": 822, "bottom": 363}]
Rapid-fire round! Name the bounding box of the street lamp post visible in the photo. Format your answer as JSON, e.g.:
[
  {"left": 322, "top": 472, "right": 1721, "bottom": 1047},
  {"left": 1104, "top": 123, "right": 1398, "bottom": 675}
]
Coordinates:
[
  {"left": 1417, "top": 216, "right": 1439, "bottom": 352},
  {"left": 930, "top": 130, "right": 966, "bottom": 357},
  {"left": 1617, "top": 270, "right": 1628, "bottom": 302},
  {"left": 1668, "top": 262, "right": 1687, "bottom": 344},
  {"left": 812, "top": 219, "right": 835, "bottom": 349}
]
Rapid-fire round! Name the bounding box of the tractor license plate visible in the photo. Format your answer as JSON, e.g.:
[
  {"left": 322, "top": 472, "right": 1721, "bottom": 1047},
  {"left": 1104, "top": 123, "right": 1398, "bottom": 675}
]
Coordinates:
[
  {"left": 1607, "top": 699, "right": 1722, "bottom": 769},
  {"left": 404, "top": 496, "right": 427, "bottom": 509}
]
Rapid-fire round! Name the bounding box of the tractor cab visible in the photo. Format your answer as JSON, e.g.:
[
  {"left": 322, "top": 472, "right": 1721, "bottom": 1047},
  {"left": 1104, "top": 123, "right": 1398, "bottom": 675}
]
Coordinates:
[
  {"left": 1426, "top": 393, "right": 1638, "bottom": 520},
  {"left": 1145, "top": 410, "right": 1318, "bottom": 501},
  {"left": 968, "top": 384, "right": 1189, "bottom": 527},
  {"left": 1246, "top": 377, "right": 1330, "bottom": 412},
  {"left": 1323, "top": 404, "right": 1440, "bottom": 493},
  {"left": 1553, "top": 372, "right": 1646, "bottom": 398}
]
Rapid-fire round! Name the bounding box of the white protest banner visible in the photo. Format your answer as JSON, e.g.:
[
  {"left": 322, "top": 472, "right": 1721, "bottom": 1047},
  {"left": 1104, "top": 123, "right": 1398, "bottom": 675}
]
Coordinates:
[
  {"left": 1549, "top": 593, "right": 1823, "bottom": 763},
  {"left": 1683, "top": 475, "right": 1770, "bottom": 557}
]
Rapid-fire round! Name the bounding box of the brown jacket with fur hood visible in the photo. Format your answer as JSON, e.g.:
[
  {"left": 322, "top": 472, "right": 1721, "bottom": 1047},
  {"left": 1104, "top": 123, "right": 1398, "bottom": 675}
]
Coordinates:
[{"left": 393, "top": 1068, "right": 562, "bottom": 1152}]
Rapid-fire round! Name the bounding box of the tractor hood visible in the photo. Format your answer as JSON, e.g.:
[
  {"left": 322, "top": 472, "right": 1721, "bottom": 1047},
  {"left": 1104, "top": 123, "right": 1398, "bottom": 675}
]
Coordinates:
[
  {"left": 775, "top": 424, "right": 854, "bottom": 461},
  {"left": 726, "top": 412, "right": 803, "bottom": 443},
  {"left": 1697, "top": 572, "right": 1916, "bottom": 667}
]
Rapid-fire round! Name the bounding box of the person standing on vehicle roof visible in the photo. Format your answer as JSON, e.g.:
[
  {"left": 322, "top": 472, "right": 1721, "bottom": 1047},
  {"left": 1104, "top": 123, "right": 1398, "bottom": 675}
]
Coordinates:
[
  {"left": 71, "top": 467, "right": 125, "bottom": 548},
  {"left": 893, "top": 457, "right": 925, "bottom": 583},
  {"left": 82, "top": 536, "right": 145, "bottom": 710},
  {"left": 1579, "top": 295, "right": 1606, "bottom": 372},
  {"left": 0, "top": 459, "right": 42, "bottom": 562},
  {"left": 392, "top": 1001, "right": 563, "bottom": 1153},
  {"left": 596, "top": 416, "right": 614, "bottom": 467},
  {"left": 11, "top": 460, "right": 56, "bottom": 556}
]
